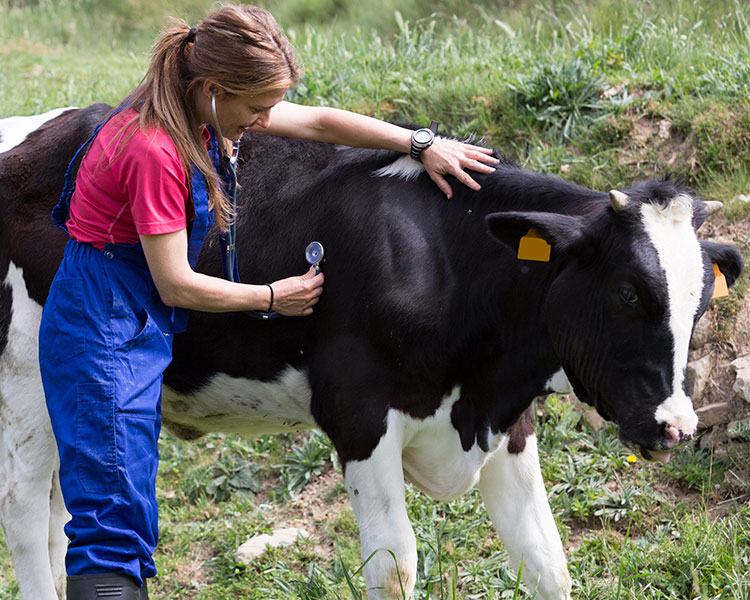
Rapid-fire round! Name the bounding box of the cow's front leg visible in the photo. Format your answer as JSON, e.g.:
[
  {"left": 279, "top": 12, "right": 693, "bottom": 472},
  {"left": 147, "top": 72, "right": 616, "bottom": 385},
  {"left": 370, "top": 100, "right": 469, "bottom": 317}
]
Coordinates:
[
  {"left": 0, "top": 415, "right": 63, "bottom": 600},
  {"left": 48, "top": 467, "right": 69, "bottom": 598},
  {"left": 343, "top": 414, "right": 417, "bottom": 600},
  {"left": 478, "top": 411, "right": 572, "bottom": 600}
]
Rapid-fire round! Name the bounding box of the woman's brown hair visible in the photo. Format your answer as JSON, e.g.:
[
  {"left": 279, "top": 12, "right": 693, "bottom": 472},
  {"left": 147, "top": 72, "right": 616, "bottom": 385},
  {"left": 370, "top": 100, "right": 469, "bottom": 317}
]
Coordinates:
[{"left": 118, "top": 4, "right": 300, "bottom": 230}]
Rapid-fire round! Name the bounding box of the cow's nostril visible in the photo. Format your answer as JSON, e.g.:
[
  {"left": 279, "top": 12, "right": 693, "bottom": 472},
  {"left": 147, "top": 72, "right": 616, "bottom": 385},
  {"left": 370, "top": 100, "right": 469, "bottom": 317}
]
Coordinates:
[
  {"left": 663, "top": 425, "right": 680, "bottom": 448},
  {"left": 680, "top": 429, "right": 695, "bottom": 443},
  {"left": 663, "top": 424, "right": 695, "bottom": 448}
]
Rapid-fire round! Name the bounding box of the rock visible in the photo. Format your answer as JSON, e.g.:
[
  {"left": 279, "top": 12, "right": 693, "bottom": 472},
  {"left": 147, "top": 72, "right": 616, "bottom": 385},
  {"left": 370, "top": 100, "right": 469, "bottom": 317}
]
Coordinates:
[
  {"left": 699, "top": 426, "right": 729, "bottom": 449},
  {"left": 582, "top": 409, "right": 606, "bottom": 432},
  {"left": 687, "top": 354, "right": 714, "bottom": 400},
  {"left": 695, "top": 402, "right": 733, "bottom": 429},
  {"left": 657, "top": 119, "right": 672, "bottom": 140},
  {"left": 235, "top": 527, "right": 310, "bottom": 564},
  {"left": 690, "top": 314, "right": 714, "bottom": 350},
  {"left": 732, "top": 355, "right": 750, "bottom": 404}
]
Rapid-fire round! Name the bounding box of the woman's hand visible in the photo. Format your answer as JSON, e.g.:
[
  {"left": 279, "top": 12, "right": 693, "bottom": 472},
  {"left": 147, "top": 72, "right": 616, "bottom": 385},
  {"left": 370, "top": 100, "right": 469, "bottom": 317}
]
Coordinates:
[
  {"left": 420, "top": 138, "right": 498, "bottom": 199},
  {"left": 260, "top": 103, "right": 499, "bottom": 200},
  {"left": 270, "top": 267, "right": 325, "bottom": 316},
  {"left": 141, "top": 231, "right": 324, "bottom": 315}
]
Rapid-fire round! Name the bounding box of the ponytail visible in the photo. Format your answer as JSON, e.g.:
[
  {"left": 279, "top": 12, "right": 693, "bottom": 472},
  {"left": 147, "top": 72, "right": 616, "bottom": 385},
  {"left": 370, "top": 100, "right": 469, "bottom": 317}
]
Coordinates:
[{"left": 116, "top": 5, "right": 300, "bottom": 232}]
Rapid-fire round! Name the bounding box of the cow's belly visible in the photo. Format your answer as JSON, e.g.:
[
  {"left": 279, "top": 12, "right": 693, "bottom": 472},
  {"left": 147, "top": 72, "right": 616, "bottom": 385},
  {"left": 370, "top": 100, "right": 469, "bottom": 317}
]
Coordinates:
[
  {"left": 161, "top": 366, "right": 316, "bottom": 439},
  {"left": 399, "top": 389, "right": 498, "bottom": 501}
]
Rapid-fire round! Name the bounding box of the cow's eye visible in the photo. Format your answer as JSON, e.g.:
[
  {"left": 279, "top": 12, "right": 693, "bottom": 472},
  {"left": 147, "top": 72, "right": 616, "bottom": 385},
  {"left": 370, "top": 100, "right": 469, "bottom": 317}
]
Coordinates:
[{"left": 619, "top": 286, "right": 639, "bottom": 306}]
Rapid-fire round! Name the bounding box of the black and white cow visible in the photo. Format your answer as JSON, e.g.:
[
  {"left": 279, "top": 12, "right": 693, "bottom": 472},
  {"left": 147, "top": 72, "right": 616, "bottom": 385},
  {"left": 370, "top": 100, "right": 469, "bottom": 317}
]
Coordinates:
[{"left": 0, "top": 104, "right": 743, "bottom": 600}]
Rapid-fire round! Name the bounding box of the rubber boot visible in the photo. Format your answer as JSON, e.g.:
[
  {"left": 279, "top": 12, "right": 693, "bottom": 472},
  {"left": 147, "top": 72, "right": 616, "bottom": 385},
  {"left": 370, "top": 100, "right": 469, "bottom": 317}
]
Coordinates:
[{"left": 66, "top": 573, "right": 148, "bottom": 599}]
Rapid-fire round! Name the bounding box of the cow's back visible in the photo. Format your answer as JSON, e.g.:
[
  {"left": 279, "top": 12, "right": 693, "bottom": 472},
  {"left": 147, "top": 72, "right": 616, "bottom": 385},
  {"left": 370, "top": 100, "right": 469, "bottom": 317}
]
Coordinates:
[{"left": 0, "top": 104, "right": 111, "bottom": 305}]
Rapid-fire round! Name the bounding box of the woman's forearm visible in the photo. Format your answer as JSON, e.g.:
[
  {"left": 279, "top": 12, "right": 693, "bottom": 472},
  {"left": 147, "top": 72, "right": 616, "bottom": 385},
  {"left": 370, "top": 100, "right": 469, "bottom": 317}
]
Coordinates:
[
  {"left": 261, "top": 101, "right": 413, "bottom": 150},
  {"left": 140, "top": 231, "right": 323, "bottom": 315}
]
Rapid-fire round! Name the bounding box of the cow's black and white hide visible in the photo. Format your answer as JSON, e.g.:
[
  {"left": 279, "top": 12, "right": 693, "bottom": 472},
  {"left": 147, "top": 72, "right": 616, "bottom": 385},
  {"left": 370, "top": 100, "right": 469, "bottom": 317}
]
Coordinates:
[{"left": 0, "top": 105, "right": 743, "bottom": 600}]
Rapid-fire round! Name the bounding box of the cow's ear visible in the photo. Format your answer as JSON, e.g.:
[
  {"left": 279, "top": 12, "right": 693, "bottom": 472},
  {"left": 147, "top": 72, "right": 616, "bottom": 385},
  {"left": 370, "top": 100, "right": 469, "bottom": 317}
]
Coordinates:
[
  {"left": 701, "top": 240, "right": 744, "bottom": 287},
  {"left": 486, "top": 211, "right": 585, "bottom": 257}
]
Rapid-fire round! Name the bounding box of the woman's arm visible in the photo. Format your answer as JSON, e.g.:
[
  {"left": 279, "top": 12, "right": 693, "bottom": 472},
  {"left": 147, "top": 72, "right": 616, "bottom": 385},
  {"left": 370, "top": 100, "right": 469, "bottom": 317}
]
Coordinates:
[
  {"left": 140, "top": 230, "right": 324, "bottom": 316},
  {"left": 252, "top": 101, "right": 499, "bottom": 198}
]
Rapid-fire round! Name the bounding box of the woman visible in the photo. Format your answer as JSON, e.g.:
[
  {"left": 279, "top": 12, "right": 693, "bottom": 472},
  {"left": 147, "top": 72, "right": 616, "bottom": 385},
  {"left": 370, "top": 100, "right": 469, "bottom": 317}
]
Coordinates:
[{"left": 39, "top": 4, "right": 497, "bottom": 598}]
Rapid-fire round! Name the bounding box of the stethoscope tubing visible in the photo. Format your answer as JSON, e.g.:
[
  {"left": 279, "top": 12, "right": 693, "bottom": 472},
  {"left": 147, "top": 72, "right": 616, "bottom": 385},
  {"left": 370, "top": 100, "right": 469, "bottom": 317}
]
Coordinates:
[
  {"left": 211, "top": 93, "right": 282, "bottom": 320},
  {"left": 211, "top": 92, "right": 241, "bottom": 284}
]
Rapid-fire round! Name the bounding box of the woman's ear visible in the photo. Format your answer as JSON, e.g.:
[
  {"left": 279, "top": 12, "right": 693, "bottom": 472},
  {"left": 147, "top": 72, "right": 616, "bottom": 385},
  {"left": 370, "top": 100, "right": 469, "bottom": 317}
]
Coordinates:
[{"left": 201, "top": 80, "right": 218, "bottom": 98}]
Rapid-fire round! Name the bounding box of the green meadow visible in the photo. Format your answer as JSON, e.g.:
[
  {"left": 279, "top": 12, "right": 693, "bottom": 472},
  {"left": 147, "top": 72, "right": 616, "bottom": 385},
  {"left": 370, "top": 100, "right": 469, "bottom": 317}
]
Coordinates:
[{"left": 1, "top": 0, "right": 749, "bottom": 598}]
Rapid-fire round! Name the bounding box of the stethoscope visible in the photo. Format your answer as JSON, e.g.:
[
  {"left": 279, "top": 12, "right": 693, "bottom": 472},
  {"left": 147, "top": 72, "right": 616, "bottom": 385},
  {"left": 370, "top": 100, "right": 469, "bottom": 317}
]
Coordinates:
[
  {"left": 211, "top": 92, "right": 241, "bottom": 283},
  {"left": 210, "top": 93, "right": 324, "bottom": 319}
]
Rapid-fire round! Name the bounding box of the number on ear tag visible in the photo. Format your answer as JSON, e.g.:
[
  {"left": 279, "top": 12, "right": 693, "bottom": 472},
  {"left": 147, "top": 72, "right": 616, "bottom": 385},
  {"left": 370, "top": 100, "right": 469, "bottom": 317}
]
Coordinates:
[
  {"left": 517, "top": 228, "right": 551, "bottom": 262},
  {"left": 712, "top": 263, "right": 728, "bottom": 299}
]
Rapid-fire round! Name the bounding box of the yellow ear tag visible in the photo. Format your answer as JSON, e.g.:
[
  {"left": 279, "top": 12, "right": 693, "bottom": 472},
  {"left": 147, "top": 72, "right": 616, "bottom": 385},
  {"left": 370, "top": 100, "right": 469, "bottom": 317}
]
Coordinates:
[
  {"left": 712, "top": 263, "right": 728, "bottom": 299},
  {"left": 517, "top": 228, "right": 551, "bottom": 262}
]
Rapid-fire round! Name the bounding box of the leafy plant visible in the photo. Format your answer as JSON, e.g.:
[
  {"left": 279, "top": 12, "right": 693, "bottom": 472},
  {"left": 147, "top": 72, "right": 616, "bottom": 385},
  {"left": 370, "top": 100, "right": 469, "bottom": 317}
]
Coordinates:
[
  {"left": 729, "top": 418, "right": 750, "bottom": 442},
  {"left": 279, "top": 430, "right": 335, "bottom": 495},
  {"left": 664, "top": 445, "right": 724, "bottom": 493},
  {"left": 593, "top": 484, "right": 641, "bottom": 522},
  {"left": 203, "top": 457, "right": 262, "bottom": 503},
  {"left": 508, "top": 57, "right": 608, "bottom": 140}
]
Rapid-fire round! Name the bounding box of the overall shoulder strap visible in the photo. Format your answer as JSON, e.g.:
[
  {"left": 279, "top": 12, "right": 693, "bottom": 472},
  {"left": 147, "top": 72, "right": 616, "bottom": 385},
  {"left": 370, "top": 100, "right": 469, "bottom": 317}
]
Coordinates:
[{"left": 52, "top": 104, "right": 128, "bottom": 233}]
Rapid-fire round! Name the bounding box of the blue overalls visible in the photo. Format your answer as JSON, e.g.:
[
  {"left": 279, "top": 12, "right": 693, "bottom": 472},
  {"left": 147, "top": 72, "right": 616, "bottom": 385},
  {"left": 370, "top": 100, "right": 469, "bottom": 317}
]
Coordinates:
[{"left": 39, "top": 118, "right": 227, "bottom": 584}]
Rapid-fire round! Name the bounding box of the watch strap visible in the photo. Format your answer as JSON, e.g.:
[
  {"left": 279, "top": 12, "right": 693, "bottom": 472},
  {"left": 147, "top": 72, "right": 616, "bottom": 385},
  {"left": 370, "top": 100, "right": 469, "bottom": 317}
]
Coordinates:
[{"left": 410, "top": 120, "right": 439, "bottom": 162}]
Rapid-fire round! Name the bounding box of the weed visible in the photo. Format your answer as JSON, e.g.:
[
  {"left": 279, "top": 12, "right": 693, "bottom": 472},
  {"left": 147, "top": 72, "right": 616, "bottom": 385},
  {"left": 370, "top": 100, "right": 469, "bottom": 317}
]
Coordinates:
[
  {"left": 664, "top": 445, "right": 724, "bottom": 494},
  {"left": 593, "top": 483, "right": 641, "bottom": 522},
  {"left": 204, "top": 456, "right": 263, "bottom": 504},
  {"left": 271, "top": 562, "right": 337, "bottom": 599},
  {"left": 279, "top": 430, "right": 335, "bottom": 495},
  {"left": 508, "top": 57, "right": 608, "bottom": 141},
  {"left": 692, "top": 102, "right": 750, "bottom": 178},
  {"left": 729, "top": 418, "right": 750, "bottom": 442}
]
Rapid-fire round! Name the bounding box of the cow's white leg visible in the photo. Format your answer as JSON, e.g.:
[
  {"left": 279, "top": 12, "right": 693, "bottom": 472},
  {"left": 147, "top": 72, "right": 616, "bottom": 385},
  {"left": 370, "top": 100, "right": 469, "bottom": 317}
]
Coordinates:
[
  {"left": 49, "top": 467, "right": 69, "bottom": 598},
  {"left": 344, "top": 415, "right": 417, "bottom": 600},
  {"left": 0, "top": 262, "right": 64, "bottom": 599},
  {"left": 0, "top": 415, "right": 62, "bottom": 600},
  {"left": 478, "top": 431, "right": 572, "bottom": 600}
]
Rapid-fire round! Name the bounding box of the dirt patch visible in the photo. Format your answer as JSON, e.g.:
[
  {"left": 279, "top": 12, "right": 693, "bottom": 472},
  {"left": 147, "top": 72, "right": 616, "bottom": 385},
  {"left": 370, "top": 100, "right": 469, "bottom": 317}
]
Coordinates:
[
  {"left": 273, "top": 466, "right": 350, "bottom": 561},
  {"left": 170, "top": 542, "right": 215, "bottom": 599}
]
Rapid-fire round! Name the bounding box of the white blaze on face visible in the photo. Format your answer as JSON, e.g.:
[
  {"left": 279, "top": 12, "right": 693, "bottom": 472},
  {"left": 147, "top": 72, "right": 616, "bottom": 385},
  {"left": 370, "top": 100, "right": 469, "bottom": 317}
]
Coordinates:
[
  {"left": 640, "top": 195, "right": 701, "bottom": 434},
  {"left": 0, "top": 108, "right": 72, "bottom": 154}
]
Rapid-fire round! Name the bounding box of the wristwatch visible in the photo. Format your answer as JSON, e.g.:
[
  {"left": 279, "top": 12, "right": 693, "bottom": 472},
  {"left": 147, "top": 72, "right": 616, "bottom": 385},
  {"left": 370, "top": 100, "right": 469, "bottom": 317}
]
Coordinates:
[{"left": 410, "top": 120, "right": 439, "bottom": 162}]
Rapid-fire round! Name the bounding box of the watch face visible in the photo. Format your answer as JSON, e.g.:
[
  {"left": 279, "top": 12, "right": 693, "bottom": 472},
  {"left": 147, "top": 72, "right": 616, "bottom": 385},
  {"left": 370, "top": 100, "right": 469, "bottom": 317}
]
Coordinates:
[{"left": 413, "top": 128, "right": 433, "bottom": 145}]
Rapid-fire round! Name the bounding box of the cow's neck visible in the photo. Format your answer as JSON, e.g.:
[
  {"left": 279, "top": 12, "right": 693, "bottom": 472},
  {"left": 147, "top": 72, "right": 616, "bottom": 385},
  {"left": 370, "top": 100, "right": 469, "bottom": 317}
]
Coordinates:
[
  {"left": 480, "top": 164, "right": 606, "bottom": 215},
  {"left": 439, "top": 175, "right": 609, "bottom": 441}
]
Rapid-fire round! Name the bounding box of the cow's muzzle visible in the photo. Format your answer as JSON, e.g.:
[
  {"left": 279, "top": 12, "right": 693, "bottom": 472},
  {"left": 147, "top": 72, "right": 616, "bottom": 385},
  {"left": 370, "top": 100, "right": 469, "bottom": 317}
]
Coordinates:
[
  {"left": 636, "top": 422, "right": 696, "bottom": 463},
  {"left": 663, "top": 423, "right": 695, "bottom": 447}
]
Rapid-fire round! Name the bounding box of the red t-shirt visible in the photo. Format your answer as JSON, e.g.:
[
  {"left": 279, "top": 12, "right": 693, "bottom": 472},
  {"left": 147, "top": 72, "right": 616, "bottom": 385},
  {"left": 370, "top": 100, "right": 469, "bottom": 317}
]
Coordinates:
[{"left": 67, "top": 108, "right": 190, "bottom": 249}]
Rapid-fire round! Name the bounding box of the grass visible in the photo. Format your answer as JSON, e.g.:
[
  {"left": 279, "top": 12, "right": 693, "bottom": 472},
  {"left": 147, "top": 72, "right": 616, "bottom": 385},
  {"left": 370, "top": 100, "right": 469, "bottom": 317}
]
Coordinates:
[
  {"left": 2, "top": 0, "right": 750, "bottom": 598},
  {"left": 2, "top": 396, "right": 748, "bottom": 599}
]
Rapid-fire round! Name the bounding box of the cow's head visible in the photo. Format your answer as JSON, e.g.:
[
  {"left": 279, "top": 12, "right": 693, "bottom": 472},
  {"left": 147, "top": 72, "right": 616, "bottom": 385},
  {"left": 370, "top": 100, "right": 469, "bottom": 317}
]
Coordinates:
[{"left": 486, "top": 181, "right": 744, "bottom": 461}]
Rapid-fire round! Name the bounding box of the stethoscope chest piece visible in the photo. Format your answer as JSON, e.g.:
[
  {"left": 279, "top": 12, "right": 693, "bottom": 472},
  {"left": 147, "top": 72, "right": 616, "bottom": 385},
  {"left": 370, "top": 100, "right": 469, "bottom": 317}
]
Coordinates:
[{"left": 305, "top": 241, "right": 324, "bottom": 274}]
